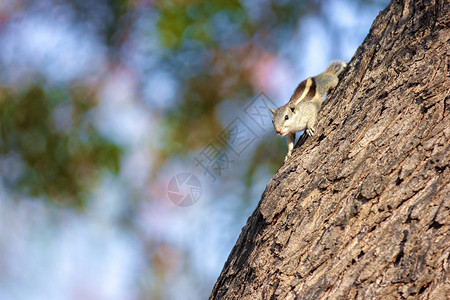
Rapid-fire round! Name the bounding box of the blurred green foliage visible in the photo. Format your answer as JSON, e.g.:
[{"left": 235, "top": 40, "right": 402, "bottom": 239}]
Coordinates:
[
  {"left": 156, "top": 0, "right": 248, "bottom": 49},
  {"left": 0, "top": 84, "right": 121, "bottom": 207}
]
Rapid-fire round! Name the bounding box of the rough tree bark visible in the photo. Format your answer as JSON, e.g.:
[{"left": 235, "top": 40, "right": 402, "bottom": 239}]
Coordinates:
[{"left": 210, "top": 0, "right": 449, "bottom": 299}]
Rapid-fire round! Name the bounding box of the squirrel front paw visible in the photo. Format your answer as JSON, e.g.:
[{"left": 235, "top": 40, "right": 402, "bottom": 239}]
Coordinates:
[
  {"left": 306, "top": 127, "right": 315, "bottom": 136},
  {"left": 284, "top": 152, "right": 292, "bottom": 162}
]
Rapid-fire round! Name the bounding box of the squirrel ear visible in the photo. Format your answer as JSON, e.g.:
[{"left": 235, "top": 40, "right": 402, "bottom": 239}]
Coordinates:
[
  {"left": 289, "top": 106, "right": 295, "bottom": 113},
  {"left": 269, "top": 108, "right": 275, "bottom": 114}
]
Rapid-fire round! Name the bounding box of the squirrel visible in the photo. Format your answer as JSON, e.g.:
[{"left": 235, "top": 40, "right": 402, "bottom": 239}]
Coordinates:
[{"left": 270, "top": 60, "right": 347, "bottom": 162}]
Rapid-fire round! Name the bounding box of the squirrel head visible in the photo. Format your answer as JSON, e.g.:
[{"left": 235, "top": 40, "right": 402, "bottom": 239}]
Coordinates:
[{"left": 270, "top": 104, "right": 297, "bottom": 136}]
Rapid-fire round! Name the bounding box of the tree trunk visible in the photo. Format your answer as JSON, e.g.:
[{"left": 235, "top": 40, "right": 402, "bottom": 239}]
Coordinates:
[{"left": 210, "top": 0, "right": 449, "bottom": 299}]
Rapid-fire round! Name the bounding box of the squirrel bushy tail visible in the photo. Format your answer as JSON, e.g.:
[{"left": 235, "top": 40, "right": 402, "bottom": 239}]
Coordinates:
[
  {"left": 314, "top": 60, "right": 347, "bottom": 96},
  {"left": 324, "top": 60, "right": 347, "bottom": 77}
]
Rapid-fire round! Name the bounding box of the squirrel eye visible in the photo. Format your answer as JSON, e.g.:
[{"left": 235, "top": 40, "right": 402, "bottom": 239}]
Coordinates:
[{"left": 284, "top": 115, "right": 289, "bottom": 120}]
